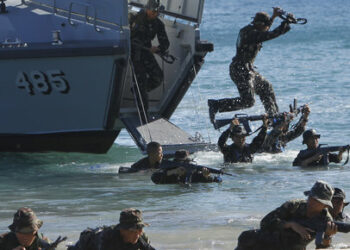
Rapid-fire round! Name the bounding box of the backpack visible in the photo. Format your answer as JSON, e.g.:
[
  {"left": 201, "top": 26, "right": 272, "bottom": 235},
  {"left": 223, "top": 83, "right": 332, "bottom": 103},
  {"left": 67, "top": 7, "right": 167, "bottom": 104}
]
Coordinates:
[{"left": 67, "top": 226, "right": 108, "bottom": 250}]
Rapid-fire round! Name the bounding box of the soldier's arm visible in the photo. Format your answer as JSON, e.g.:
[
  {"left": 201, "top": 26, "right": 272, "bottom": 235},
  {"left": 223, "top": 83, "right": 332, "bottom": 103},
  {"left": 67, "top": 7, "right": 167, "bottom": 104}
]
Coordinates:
[
  {"left": 283, "top": 119, "right": 306, "bottom": 143},
  {"left": 260, "top": 200, "right": 298, "bottom": 231},
  {"left": 247, "top": 22, "right": 291, "bottom": 44},
  {"left": 218, "top": 128, "right": 231, "bottom": 154},
  {"left": 156, "top": 20, "right": 170, "bottom": 52},
  {"left": 263, "top": 128, "right": 283, "bottom": 150},
  {"left": 249, "top": 126, "right": 267, "bottom": 154},
  {"left": 284, "top": 107, "right": 309, "bottom": 143}
]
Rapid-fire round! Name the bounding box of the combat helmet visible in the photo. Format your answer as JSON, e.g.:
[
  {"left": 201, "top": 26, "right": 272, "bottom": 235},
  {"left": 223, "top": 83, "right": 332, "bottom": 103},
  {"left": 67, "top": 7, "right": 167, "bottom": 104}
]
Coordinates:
[
  {"left": 302, "top": 129, "right": 320, "bottom": 144},
  {"left": 252, "top": 12, "right": 271, "bottom": 26},
  {"left": 145, "top": 0, "right": 160, "bottom": 11}
]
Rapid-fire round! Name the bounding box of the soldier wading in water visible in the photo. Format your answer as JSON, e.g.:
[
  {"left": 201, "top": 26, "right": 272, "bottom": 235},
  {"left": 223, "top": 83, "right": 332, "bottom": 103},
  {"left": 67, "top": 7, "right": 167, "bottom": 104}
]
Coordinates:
[{"left": 208, "top": 7, "right": 291, "bottom": 123}]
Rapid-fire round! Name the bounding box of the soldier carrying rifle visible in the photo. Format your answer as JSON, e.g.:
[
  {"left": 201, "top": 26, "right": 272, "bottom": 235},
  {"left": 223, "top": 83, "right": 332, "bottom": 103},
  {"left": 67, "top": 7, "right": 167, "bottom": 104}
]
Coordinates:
[{"left": 293, "top": 129, "right": 348, "bottom": 167}]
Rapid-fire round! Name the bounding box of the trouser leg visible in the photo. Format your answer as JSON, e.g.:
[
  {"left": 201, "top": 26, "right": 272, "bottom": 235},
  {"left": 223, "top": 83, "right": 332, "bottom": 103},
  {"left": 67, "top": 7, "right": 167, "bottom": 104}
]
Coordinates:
[
  {"left": 217, "top": 63, "right": 255, "bottom": 113},
  {"left": 144, "top": 53, "right": 164, "bottom": 92},
  {"left": 254, "top": 72, "right": 279, "bottom": 114}
]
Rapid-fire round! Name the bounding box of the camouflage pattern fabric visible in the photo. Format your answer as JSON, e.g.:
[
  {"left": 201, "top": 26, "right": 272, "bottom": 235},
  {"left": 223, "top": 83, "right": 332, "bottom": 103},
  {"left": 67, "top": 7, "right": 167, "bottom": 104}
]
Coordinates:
[
  {"left": 100, "top": 226, "right": 153, "bottom": 250},
  {"left": 129, "top": 10, "right": 170, "bottom": 112},
  {"left": 151, "top": 167, "right": 222, "bottom": 184},
  {"left": 293, "top": 150, "right": 340, "bottom": 167},
  {"left": 216, "top": 22, "right": 290, "bottom": 115},
  {"left": 236, "top": 199, "right": 333, "bottom": 250},
  {"left": 0, "top": 232, "right": 50, "bottom": 250},
  {"left": 259, "top": 115, "right": 307, "bottom": 153},
  {"left": 218, "top": 126, "right": 267, "bottom": 163}
]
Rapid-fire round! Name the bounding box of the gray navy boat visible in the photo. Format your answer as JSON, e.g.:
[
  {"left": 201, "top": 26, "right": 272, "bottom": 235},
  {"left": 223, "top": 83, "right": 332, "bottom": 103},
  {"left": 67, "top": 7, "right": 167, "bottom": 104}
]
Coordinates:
[{"left": 0, "top": 0, "right": 213, "bottom": 154}]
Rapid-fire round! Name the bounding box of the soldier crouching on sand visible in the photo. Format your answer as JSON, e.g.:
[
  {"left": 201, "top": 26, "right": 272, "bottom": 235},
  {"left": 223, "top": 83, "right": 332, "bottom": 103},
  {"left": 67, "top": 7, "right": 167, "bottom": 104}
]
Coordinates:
[
  {"left": 235, "top": 180, "right": 337, "bottom": 250},
  {"left": 0, "top": 207, "right": 52, "bottom": 250},
  {"left": 69, "top": 208, "right": 155, "bottom": 250}
]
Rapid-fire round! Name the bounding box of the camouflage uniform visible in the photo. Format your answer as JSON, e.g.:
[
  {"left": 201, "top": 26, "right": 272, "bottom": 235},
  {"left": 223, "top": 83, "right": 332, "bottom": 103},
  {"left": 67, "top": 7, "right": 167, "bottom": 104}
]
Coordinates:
[
  {"left": 236, "top": 181, "right": 335, "bottom": 250},
  {"left": 99, "top": 226, "right": 152, "bottom": 250},
  {"left": 69, "top": 208, "right": 155, "bottom": 250},
  {"left": 259, "top": 115, "right": 307, "bottom": 153},
  {"left": 216, "top": 20, "right": 290, "bottom": 115},
  {"left": 0, "top": 207, "right": 51, "bottom": 250},
  {"left": 292, "top": 150, "right": 340, "bottom": 167},
  {"left": 152, "top": 150, "right": 222, "bottom": 184},
  {"left": 100, "top": 208, "right": 154, "bottom": 250},
  {"left": 151, "top": 162, "right": 222, "bottom": 184},
  {"left": 218, "top": 126, "right": 267, "bottom": 163},
  {"left": 129, "top": 9, "right": 170, "bottom": 112}
]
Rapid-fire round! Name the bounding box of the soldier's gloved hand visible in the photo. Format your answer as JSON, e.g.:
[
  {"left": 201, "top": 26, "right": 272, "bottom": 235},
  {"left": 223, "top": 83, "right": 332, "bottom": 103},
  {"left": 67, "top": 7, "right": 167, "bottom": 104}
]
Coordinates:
[
  {"left": 272, "top": 7, "right": 283, "bottom": 18},
  {"left": 150, "top": 46, "right": 160, "bottom": 54},
  {"left": 281, "top": 21, "right": 291, "bottom": 33}
]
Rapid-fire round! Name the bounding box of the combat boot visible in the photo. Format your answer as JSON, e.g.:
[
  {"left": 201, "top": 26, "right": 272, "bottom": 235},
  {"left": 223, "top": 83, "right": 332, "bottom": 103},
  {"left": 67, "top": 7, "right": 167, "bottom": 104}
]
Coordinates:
[{"left": 208, "top": 99, "right": 219, "bottom": 124}]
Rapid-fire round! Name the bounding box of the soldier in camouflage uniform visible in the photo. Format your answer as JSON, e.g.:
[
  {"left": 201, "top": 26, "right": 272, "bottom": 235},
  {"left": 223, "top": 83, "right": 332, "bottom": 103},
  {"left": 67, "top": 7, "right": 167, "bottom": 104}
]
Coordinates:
[
  {"left": 208, "top": 8, "right": 291, "bottom": 123},
  {"left": 292, "top": 129, "right": 345, "bottom": 167},
  {"left": 99, "top": 208, "right": 154, "bottom": 250},
  {"left": 235, "top": 180, "right": 338, "bottom": 250},
  {"left": 151, "top": 149, "right": 222, "bottom": 184},
  {"left": 218, "top": 117, "right": 268, "bottom": 163},
  {"left": 259, "top": 105, "right": 310, "bottom": 153},
  {"left": 129, "top": 0, "right": 170, "bottom": 120},
  {"left": 69, "top": 208, "right": 154, "bottom": 250},
  {"left": 330, "top": 188, "right": 350, "bottom": 222},
  {"left": 0, "top": 207, "right": 52, "bottom": 250}
]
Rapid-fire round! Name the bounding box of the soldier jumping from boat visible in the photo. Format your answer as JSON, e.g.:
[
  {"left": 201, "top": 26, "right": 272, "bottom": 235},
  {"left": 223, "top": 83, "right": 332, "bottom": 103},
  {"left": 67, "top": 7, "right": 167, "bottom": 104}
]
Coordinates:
[
  {"left": 208, "top": 7, "right": 292, "bottom": 123},
  {"left": 129, "top": 0, "right": 170, "bottom": 122}
]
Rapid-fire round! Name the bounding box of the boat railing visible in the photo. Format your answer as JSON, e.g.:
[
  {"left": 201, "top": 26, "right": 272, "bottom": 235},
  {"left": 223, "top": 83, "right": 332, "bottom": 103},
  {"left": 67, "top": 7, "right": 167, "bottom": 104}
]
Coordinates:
[{"left": 21, "top": 0, "right": 128, "bottom": 32}]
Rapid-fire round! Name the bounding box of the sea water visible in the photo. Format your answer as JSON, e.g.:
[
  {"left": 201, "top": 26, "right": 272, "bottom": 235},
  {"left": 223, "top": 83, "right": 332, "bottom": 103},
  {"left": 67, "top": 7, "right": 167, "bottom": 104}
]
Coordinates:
[{"left": 1, "top": 0, "right": 350, "bottom": 249}]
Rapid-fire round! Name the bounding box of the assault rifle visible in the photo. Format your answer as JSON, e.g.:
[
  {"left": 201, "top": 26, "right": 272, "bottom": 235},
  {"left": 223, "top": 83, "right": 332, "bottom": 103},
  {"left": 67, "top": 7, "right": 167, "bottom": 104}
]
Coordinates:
[
  {"left": 161, "top": 159, "right": 234, "bottom": 177},
  {"left": 43, "top": 236, "right": 67, "bottom": 250},
  {"left": 276, "top": 8, "right": 307, "bottom": 25},
  {"left": 213, "top": 102, "right": 306, "bottom": 132},
  {"left": 299, "top": 144, "right": 350, "bottom": 166},
  {"left": 292, "top": 216, "right": 350, "bottom": 248}
]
